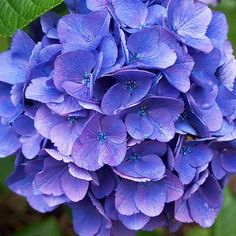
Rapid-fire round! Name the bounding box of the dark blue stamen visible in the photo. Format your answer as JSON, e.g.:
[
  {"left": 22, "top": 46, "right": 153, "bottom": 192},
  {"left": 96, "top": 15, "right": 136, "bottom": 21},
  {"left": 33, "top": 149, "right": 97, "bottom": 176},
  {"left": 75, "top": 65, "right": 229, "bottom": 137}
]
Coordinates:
[
  {"left": 182, "top": 145, "right": 191, "bottom": 155},
  {"left": 129, "top": 53, "right": 140, "bottom": 63},
  {"left": 129, "top": 153, "right": 142, "bottom": 160},
  {"left": 97, "top": 131, "right": 108, "bottom": 145},
  {"left": 179, "top": 112, "right": 188, "bottom": 121},
  {"left": 68, "top": 116, "right": 79, "bottom": 124},
  {"left": 125, "top": 80, "right": 136, "bottom": 91},
  {"left": 82, "top": 73, "right": 92, "bottom": 86},
  {"left": 139, "top": 105, "right": 148, "bottom": 116}
]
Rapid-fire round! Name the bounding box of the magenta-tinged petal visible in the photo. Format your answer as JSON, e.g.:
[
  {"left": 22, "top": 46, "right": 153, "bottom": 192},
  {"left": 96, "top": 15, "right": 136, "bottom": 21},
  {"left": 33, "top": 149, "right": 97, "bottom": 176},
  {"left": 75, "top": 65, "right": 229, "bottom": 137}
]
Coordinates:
[
  {"left": 133, "top": 155, "right": 165, "bottom": 180},
  {"left": 127, "top": 28, "right": 177, "bottom": 69},
  {"left": 34, "top": 106, "right": 65, "bottom": 138},
  {"left": 72, "top": 199, "right": 103, "bottom": 236},
  {"left": 72, "top": 139, "right": 102, "bottom": 171},
  {"left": 175, "top": 198, "right": 193, "bottom": 223},
  {"left": 25, "top": 77, "right": 64, "bottom": 103},
  {"left": 101, "top": 141, "right": 127, "bottom": 167},
  {"left": 101, "top": 83, "right": 130, "bottom": 115},
  {"left": 134, "top": 182, "right": 166, "bottom": 217},
  {"left": 113, "top": 0, "right": 148, "bottom": 28},
  {"left": 119, "top": 213, "right": 150, "bottom": 230},
  {"left": 160, "top": 171, "right": 184, "bottom": 202},
  {"left": 0, "top": 124, "right": 21, "bottom": 158},
  {"left": 115, "top": 180, "right": 139, "bottom": 216},
  {"left": 125, "top": 113, "right": 154, "bottom": 140},
  {"left": 54, "top": 50, "right": 96, "bottom": 90},
  {"left": 189, "top": 175, "right": 223, "bottom": 227},
  {"left": 187, "top": 144, "right": 213, "bottom": 168},
  {"left": 34, "top": 158, "right": 65, "bottom": 196},
  {"left": 68, "top": 163, "right": 93, "bottom": 181},
  {"left": 91, "top": 168, "right": 116, "bottom": 199},
  {"left": 148, "top": 108, "right": 176, "bottom": 142},
  {"left": 101, "top": 116, "right": 127, "bottom": 144},
  {"left": 58, "top": 11, "right": 110, "bottom": 52},
  {"left": 221, "top": 150, "right": 236, "bottom": 173},
  {"left": 61, "top": 171, "right": 88, "bottom": 202},
  {"left": 167, "top": 0, "right": 213, "bottom": 52},
  {"left": 50, "top": 120, "right": 79, "bottom": 156}
]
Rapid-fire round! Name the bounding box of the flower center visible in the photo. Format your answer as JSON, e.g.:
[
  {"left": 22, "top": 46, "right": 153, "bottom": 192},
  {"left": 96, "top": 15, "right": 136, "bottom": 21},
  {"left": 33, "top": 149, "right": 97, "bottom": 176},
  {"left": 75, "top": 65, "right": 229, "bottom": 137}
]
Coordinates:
[
  {"left": 130, "top": 153, "right": 142, "bottom": 160},
  {"left": 97, "top": 131, "right": 108, "bottom": 144},
  {"left": 82, "top": 73, "right": 92, "bottom": 87},
  {"left": 129, "top": 53, "right": 140, "bottom": 63},
  {"left": 139, "top": 105, "right": 148, "bottom": 116},
  {"left": 125, "top": 80, "right": 136, "bottom": 91},
  {"left": 182, "top": 145, "right": 191, "bottom": 155},
  {"left": 179, "top": 112, "right": 187, "bottom": 121},
  {"left": 68, "top": 116, "right": 79, "bottom": 124}
]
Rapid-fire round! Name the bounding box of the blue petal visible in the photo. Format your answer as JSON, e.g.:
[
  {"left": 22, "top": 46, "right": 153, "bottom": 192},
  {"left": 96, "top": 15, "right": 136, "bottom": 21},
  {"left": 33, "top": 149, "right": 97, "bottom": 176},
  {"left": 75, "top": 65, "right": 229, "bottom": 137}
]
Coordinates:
[
  {"left": 58, "top": 11, "right": 110, "bottom": 52},
  {"left": 127, "top": 28, "right": 177, "bottom": 69},
  {"left": 167, "top": 0, "right": 213, "bottom": 52}
]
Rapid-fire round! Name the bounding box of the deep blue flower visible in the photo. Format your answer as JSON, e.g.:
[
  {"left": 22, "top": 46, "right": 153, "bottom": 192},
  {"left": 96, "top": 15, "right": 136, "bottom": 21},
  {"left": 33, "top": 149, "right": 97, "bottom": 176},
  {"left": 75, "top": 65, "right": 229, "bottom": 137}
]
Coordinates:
[{"left": 0, "top": 0, "right": 236, "bottom": 235}]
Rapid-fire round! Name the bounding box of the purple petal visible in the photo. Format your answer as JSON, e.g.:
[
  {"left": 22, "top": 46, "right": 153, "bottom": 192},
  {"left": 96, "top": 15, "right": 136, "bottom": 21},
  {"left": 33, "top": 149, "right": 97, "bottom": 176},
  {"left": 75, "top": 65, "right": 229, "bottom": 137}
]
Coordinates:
[
  {"left": 148, "top": 108, "right": 176, "bottom": 142},
  {"left": 47, "top": 95, "right": 82, "bottom": 115},
  {"left": 11, "top": 30, "right": 35, "bottom": 60},
  {"left": 187, "top": 144, "right": 213, "bottom": 168},
  {"left": 101, "top": 70, "right": 154, "bottom": 115},
  {"left": 127, "top": 28, "right": 177, "bottom": 69},
  {"left": 91, "top": 168, "right": 116, "bottom": 199},
  {"left": 0, "top": 124, "right": 21, "bottom": 158},
  {"left": 12, "top": 115, "right": 36, "bottom": 136},
  {"left": 58, "top": 11, "right": 110, "bottom": 52},
  {"left": 167, "top": 0, "right": 213, "bottom": 52},
  {"left": 118, "top": 213, "right": 150, "bottom": 230},
  {"left": 125, "top": 112, "right": 154, "bottom": 140},
  {"left": 133, "top": 154, "right": 165, "bottom": 180},
  {"left": 113, "top": 0, "right": 148, "bottom": 28},
  {"left": 189, "top": 175, "right": 223, "bottom": 227},
  {"left": 163, "top": 52, "right": 193, "bottom": 93},
  {"left": 160, "top": 171, "right": 184, "bottom": 202},
  {"left": 21, "top": 133, "right": 43, "bottom": 159},
  {"left": 35, "top": 106, "right": 65, "bottom": 138},
  {"left": 115, "top": 180, "right": 139, "bottom": 216},
  {"left": 0, "top": 51, "right": 27, "bottom": 84},
  {"left": 134, "top": 182, "right": 166, "bottom": 217},
  {"left": 175, "top": 198, "right": 193, "bottom": 223},
  {"left": 25, "top": 77, "right": 64, "bottom": 103},
  {"left": 72, "top": 199, "right": 103, "bottom": 236},
  {"left": 68, "top": 163, "right": 93, "bottom": 181},
  {"left": 99, "top": 35, "right": 118, "bottom": 68},
  {"left": 50, "top": 120, "right": 79, "bottom": 156},
  {"left": 175, "top": 154, "right": 196, "bottom": 185},
  {"left": 101, "top": 115, "right": 127, "bottom": 144},
  {"left": 217, "top": 55, "right": 236, "bottom": 91},
  {"left": 61, "top": 171, "right": 88, "bottom": 202},
  {"left": 40, "top": 12, "right": 60, "bottom": 39},
  {"left": 221, "top": 150, "right": 236, "bottom": 173},
  {"left": 72, "top": 139, "right": 102, "bottom": 171},
  {"left": 54, "top": 50, "right": 96, "bottom": 90},
  {"left": 34, "top": 158, "right": 65, "bottom": 196}
]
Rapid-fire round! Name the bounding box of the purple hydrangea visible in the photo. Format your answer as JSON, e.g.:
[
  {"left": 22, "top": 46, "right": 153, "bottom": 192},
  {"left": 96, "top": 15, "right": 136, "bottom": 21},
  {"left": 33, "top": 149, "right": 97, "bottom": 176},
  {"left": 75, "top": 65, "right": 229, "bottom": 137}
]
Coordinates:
[{"left": 0, "top": 0, "right": 235, "bottom": 235}]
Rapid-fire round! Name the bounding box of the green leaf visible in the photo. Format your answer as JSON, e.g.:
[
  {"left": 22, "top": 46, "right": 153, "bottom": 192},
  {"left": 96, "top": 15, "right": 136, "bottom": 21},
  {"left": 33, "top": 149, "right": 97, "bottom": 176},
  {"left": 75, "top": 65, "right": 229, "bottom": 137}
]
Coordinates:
[
  {"left": 212, "top": 188, "right": 236, "bottom": 236},
  {"left": 187, "top": 227, "right": 211, "bottom": 236},
  {"left": 13, "top": 217, "right": 62, "bottom": 236},
  {"left": 0, "top": 0, "right": 63, "bottom": 37},
  {"left": 0, "top": 36, "right": 10, "bottom": 51},
  {"left": 0, "top": 157, "right": 14, "bottom": 193}
]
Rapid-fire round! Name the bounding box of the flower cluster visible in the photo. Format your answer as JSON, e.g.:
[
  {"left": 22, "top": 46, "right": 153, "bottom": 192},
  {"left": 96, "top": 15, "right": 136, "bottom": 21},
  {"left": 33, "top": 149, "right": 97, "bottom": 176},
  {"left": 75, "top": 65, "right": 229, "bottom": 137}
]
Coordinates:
[{"left": 0, "top": 0, "right": 236, "bottom": 235}]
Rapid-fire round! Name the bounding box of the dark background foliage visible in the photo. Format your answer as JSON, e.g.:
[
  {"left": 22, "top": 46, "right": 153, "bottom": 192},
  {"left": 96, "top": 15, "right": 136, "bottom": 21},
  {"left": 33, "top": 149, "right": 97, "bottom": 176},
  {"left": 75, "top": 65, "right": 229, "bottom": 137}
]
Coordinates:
[{"left": 0, "top": 0, "right": 236, "bottom": 235}]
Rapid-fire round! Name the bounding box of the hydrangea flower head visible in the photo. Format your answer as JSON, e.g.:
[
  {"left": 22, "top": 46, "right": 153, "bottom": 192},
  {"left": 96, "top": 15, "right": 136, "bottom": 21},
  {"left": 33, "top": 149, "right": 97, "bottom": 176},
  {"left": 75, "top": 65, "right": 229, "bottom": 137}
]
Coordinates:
[{"left": 1, "top": 0, "right": 236, "bottom": 235}]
